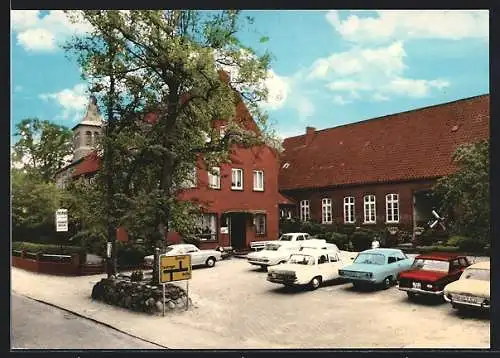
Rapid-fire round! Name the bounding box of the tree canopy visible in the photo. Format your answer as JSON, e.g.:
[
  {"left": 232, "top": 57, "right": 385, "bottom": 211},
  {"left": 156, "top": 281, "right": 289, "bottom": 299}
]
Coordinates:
[{"left": 433, "top": 140, "right": 489, "bottom": 243}]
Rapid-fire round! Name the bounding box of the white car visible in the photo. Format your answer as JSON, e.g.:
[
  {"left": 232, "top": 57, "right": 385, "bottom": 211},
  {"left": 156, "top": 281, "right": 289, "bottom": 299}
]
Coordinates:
[
  {"left": 247, "top": 241, "right": 301, "bottom": 269},
  {"left": 267, "top": 248, "right": 347, "bottom": 290},
  {"left": 144, "top": 244, "right": 222, "bottom": 268},
  {"left": 250, "top": 232, "right": 313, "bottom": 251}
]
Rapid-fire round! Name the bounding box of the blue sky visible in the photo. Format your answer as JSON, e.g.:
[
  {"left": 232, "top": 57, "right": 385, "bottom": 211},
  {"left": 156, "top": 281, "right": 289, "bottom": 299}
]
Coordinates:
[{"left": 11, "top": 10, "right": 489, "bottom": 142}]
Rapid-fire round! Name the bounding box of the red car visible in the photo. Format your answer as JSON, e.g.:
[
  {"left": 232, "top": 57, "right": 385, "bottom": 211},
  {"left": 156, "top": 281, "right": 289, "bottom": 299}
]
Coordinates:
[{"left": 397, "top": 253, "right": 471, "bottom": 299}]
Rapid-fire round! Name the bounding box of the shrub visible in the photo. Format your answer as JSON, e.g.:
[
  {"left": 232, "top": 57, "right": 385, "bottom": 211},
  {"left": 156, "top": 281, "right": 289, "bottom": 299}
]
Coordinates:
[
  {"left": 11, "top": 241, "right": 86, "bottom": 262},
  {"left": 318, "top": 232, "right": 349, "bottom": 250},
  {"left": 130, "top": 270, "right": 144, "bottom": 282},
  {"left": 350, "top": 228, "right": 381, "bottom": 251},
  {"left": 412, "top": 230, "right": 443, "bottom": 247},
  {"left": 418, "top": 245, "right": 460, "bottom": 253},
  {"left": 116, "top": 243, "right": 147, "bottom": 268},
  {"left": 446, "top": 236, "right": 486, "bottom": 252}
]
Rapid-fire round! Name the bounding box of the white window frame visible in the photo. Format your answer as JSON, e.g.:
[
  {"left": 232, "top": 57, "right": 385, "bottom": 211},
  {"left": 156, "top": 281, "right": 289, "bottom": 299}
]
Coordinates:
[
  {"left": 208, "top": 167, "right": 221, "bottom": 189},
  {"left": 344, "top": 196, "right": 355, "bottom": 224},
  {"left": 231, "top": 168, "right": 243, "bottom": 190},
  {"left": 386, "top": 193, "right": 400, "bottom": 223},
  {"left": 253, "top": 170, "right": 264, "bottom": 191},
  {"left": 299, "top": 200, "right": 310, "bottom": 222},
  {"left": 196, "top": 213, "right": 217, "bottom": 241},
  {"left": 253, "top": 214, "right": 266, "bottom": 235},
  {"left": 363, "top": 195, "right": 376, "bottom": 224},
  {"left": 321, "top": 198, "right": 333, "bottom": 224}
]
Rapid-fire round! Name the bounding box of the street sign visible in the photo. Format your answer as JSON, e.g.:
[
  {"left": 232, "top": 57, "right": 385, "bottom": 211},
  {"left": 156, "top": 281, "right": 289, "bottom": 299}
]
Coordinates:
[
  {"left": 159, "top": 254, "right": 192, "bottom": 283},
  {"left": 55, "top": 209, "right": 68, "bottom": 232}
]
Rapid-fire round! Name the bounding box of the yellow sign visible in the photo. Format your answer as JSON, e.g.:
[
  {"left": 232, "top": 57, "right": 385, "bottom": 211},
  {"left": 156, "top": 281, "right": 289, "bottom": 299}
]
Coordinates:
[{"left": 159, "top": 254, "right": 192, "bottom": 283}]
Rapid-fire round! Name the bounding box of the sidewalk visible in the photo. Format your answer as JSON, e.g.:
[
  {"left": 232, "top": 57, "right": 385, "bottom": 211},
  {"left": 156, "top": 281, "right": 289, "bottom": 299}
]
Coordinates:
[{"left": 11, "top": 267, "right": 269, "bottom": 349}]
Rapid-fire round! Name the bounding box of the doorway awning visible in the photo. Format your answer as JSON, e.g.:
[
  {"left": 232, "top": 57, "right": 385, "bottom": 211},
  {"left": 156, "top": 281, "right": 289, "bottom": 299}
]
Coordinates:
[{"left": 223, "top": 209, "right": 267, "bottom": 215}]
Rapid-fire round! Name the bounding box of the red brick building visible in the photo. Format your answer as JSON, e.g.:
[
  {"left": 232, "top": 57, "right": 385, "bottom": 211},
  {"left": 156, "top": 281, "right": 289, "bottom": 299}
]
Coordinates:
[
  {"left": 278, "top": 94, "right": 489, "bottom": 235},
  {"left": 60, "top": 93, "right": 282, "bottom": 250}
]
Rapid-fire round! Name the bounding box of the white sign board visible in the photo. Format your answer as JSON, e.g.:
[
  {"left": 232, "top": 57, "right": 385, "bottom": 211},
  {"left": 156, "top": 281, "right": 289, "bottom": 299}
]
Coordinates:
[
  {"left": 220, "top": 227, "right": 229, "bottom": 234},
  {"left": 55, "top": 209, "right": 68, "bottom": 232}
]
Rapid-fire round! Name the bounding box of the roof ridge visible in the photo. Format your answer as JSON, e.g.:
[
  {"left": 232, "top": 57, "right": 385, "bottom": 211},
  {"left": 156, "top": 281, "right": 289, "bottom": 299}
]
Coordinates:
[{"left": 284, "top": 93, "right": 489, "bottom": 140}]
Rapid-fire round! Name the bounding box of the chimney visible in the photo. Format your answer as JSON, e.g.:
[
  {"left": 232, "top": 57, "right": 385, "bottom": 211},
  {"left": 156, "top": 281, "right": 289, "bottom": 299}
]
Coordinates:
[{"left": 305, "top": 126, "right": 316, "bottom": 145}]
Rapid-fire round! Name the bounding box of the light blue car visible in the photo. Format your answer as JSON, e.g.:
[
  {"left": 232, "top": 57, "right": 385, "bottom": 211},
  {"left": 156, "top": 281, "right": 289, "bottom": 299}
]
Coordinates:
[{"left": 338, "top": 248, "right": 414, "bottom": 289}]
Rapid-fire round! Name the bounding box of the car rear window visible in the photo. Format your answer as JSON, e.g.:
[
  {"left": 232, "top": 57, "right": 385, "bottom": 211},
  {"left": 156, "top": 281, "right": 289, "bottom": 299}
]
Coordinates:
[{"left": 412, "top": 259, "right": 449, "bottom": 272}]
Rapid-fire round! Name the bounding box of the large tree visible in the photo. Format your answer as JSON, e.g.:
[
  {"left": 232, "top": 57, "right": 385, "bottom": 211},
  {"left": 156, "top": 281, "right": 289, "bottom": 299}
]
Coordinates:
[
  {"left": 433, "top": 140, "right": 489, "bottom": 243},
  {"left": 64, "top": 10, "right": 275, "bottom": 275},
  {"left": 12, "top": 118, "right": 73, "bottom": 182}
]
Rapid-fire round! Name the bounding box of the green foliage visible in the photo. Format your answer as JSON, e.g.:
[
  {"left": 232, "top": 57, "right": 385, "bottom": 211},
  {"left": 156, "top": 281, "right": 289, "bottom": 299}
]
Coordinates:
[
  {"left": 63, "top": 10, "right": 278, "bottom": 247},
  {"left": 317, "top": 231, "right": 350, "bottom": 250},
  {"left": 445, "top": 236, "right": 486, "bottom": 252},
  {"left": 417, "top": 245, "right": 460, "bottom": 253},
  {"left": 130, "top": 270, "right": 144, "bottom": 282},
  {"left": 12, "top": 241, "right": 86, "bottom": 262},
  {"left": 434, "top": 140, "right": 489, "bottom": 243},
  {"left": 12, "top": 118, "right": 73, "bottom": 182},
  {"left": 350, "top": 228, "right": 381, "bottom": 251},
  {"left": 11, "top": 169, "right": 66, "bottom": 242},
  {"left": 116, "top": 242, "right": 149, "bottom": 267}
]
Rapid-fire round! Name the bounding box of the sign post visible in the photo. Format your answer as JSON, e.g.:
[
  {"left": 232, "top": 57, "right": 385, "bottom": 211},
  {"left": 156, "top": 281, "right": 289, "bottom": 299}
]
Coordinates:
[{"left": 158, "top": 254, "right": 192, "bottom": 317}]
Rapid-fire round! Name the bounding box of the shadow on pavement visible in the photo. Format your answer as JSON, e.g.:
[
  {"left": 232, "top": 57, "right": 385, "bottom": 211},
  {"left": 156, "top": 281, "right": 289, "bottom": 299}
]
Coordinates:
[{"left": 447, "top": 307, "right": 490, "bottom": 321}]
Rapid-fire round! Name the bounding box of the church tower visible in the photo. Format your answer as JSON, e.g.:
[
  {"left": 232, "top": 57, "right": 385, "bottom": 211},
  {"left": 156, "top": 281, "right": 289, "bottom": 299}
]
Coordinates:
[{"left": 72, "top": 95, "right": 103, "bottom": 162}]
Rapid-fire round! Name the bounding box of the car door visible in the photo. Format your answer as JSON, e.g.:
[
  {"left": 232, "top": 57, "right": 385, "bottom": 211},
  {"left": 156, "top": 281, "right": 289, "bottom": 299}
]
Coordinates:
[
  {"left": 395, "top": 251, "right": 412, "bottom": 272},
  {"left": 448, "top": 258, "right": 463, "bottom": 283},
  {"left": 325, "top": 252, "right": 341, "bottom": 280},
  {"left": 387, "top": 255, "right": 400, "bottom": 277},
  {"left": 318, "top": 254, "right": 331, "bottom": 280},
  {"left": 185, "top": 245, "right": 203, "bottom": 266}
]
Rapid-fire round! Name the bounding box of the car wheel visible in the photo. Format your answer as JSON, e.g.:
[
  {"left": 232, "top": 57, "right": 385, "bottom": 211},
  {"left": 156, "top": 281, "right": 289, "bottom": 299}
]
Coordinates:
[
  {"left": 353, "top": 282, "right": 361, "bottom": 290},
  {"left": 205, "top": 257, "right": 216, "bottom": 268},
  {"left": 260, "top": 265, "right": 267, "bottom": 270},
  {"left": 310, "top": 276, "right": 322, "bottom": 290},
  {"left": 382, "top": 276, "right": 393, "bottom": 289},
  {"left": 279, "top": 260, "right": 286, "bottom": 264}
]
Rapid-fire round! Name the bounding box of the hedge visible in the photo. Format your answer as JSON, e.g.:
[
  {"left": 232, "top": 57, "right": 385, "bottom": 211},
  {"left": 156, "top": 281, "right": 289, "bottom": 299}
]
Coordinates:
[
  {"left": 417, "top": 245, "right": 460, "bottom": 253},
  {"left": 11, "top": 241, "right": 87, "bottom": 262},
  {"left": 445, "top": 236, "right": 487, "bottom": 252}
]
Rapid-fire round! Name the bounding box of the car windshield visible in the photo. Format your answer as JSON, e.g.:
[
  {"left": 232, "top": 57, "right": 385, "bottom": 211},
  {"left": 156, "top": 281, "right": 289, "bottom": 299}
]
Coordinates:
[
  {"left": 353, "top": 253, "right": 385, "bottom": 265},
  {"left": 462, "top": 268, "right": 490, "bottom": 281},
  {"left": 164, "top": 247, "right": 175, "bottom": 253},
  {"left": 412, "top": 259, "right": 449, "bottom": 272},
  {"left": 288, "top": 254, "right": 315, "bottom": 265},
  {"left": 279, "top": 234, "right": 294, "bottom": 241},
  {"left": 265, "top": 243, "right": 281, "bottom": 251}
]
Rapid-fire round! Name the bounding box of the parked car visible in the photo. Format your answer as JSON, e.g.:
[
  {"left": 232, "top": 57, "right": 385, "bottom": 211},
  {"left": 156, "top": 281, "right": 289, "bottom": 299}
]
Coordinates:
[
  {"left": 144, "top": 244, "right": 222, "bottom": 268},
  {"left": 267, "top": 248, "right": 345, "bottom": 290},
  {"left": 247, "top": 241, "right": 302, "bottom": 269},
  {"left": 443, "top": 260, "right": 490, "bottom": 312},
  {"left": 298, "top": 240, "right": 340, "bottom": 253},
  {"left": 250, "top": 232, "right": 312, "bottom": 251},
  {"left": 338, "top": 248, "right": 414, "bottom": 289},
  {"left": 397, "top": 253, "right": 470, "bottom": 299}
]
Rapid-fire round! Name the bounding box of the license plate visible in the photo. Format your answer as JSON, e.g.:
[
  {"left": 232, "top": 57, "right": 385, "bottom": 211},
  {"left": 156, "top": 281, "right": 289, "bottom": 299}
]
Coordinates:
[
  {"left": 412, "top": 282, "right": 421, "bottom": 289},
  {"left": 454, "top": 294, "right": 480, "bottom": 304}
]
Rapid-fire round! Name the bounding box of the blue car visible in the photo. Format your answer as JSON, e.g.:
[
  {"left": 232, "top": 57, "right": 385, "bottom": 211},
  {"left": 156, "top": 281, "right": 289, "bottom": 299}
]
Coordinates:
[{"left": 339, "top": 248, "right": 414, "bottom": 289}]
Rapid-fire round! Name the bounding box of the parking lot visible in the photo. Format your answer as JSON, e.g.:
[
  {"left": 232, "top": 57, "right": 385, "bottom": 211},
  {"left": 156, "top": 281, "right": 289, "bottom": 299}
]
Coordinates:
[
  {"left": 12, "top": 255, "right": 490, "bottom": 349},
  {"left": 178, "top": 256, "right": 490, "bottom": 349}
]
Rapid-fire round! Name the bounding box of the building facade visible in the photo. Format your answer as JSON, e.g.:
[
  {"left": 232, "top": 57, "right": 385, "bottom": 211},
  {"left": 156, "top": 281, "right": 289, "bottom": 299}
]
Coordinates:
[{"left": 278, "top": 94, "right": 489, "bottom": 235}]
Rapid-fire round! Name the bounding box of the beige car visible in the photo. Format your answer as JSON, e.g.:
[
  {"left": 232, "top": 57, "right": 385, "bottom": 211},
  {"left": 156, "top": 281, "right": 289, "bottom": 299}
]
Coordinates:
[{"left": 443, "top": 261, "right": 490, "bottom": 311}]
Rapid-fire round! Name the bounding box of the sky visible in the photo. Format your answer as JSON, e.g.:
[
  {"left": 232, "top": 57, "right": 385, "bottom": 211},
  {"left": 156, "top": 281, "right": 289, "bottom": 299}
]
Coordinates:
[{"left": 11, "top": 10, "right": 489, "bottom": 143}]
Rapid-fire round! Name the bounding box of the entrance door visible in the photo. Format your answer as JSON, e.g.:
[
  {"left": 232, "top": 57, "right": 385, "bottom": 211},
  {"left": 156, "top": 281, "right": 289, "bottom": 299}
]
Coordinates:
[{"left": 230, "top": 213, "right": 247, "bottom": 250}]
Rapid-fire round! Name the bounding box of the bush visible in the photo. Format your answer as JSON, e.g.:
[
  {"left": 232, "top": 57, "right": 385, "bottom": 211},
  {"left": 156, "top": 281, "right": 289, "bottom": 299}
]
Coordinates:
[
  {"left": 11, "top": 241, "right": 86, "bottom": 262},
  {"left": 412, "top": 230, "right": 443, "bottom": 247},
  {"left": 418, "top": 245, "right": 460, "bottom": 253},
  {"left": 74, "top": 231, "right": 107, "bottom": 257},
  {"left": 130, "top": 270, "right": 144, "bottom": 282},
  {"left": 350, "top": 228, "right": 381, "bottom": 251},
  {"left": 116, "top": 243, "right": 147, "bottom": 268},
  {"left": 317, "top": 232, "right": 349, "bottom": 250},
  {"left": 445, "top": 236, "right": 486, "bottom": 252}
]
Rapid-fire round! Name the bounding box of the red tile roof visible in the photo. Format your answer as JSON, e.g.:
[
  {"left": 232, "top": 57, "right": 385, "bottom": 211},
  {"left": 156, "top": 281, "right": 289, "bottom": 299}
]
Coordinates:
[
  {"left": 278, "top": 192, "right": 295, "bottom": 205},
  {"left": 72, "top": 151, "right": 100, "bottom": 177},
  {"left": 279, "top": 95, "right": 489, "bottom": 191}
]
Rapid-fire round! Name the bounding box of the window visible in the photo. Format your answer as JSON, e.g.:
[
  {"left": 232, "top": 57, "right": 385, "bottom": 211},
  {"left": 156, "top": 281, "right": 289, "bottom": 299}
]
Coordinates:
[
  {"left": 231, "top": 168, "right": 243, "bottom": 190},
  {"left": 299, "top": 200, "right": 310, "bottom": 221},
  {"left": 363, "top": 195, "right": 376, "bottom": 223},
  {"left": 73, "top": 132, "right": 80, "bottom": 148},
  {"left": 321, "top": 198, "right": 332, "bottom": 224},
  {"left": 93, "top": 131, "right": 100, "bottom": 145},
  {"left": 385, "top": 193, "right": 399, "bottom": 223},
  {"left": 253, "top": 170, "right": 264, "bottom": 191},
  {"left": 388, "top": 256, "right": 397, "bottom": 264},
  {"left": 296, "top": 235, "right": 304, "bottom": 241},
  {"left": 344, "top": 196, "right": 355, "bottom": 224},
  {"left": 85, "top": 131, "right": 92, "bottom": 146},
  {"left": 280, "top": 209, "right": 292, "bottom": 219},
  {"left": 458, "top": 257, "right": 469, "bottom": 267},
  {"left": 253, "top": 214, "right": 266, "bottom": 235},
  {"left": 208, "top": 167, "right": 221, "bottom": 189},
  {"left": 196, "top": 214, "right": 217, "bottom": 241},
  {"left": 329, "top": 254, "right": 339, "bottom": 263}
]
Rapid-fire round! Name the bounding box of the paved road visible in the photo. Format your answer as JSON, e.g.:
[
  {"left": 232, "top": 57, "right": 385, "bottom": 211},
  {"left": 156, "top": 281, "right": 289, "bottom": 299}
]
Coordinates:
[{"left": 11, "top": 294, "right": 163, "bottom": 350}]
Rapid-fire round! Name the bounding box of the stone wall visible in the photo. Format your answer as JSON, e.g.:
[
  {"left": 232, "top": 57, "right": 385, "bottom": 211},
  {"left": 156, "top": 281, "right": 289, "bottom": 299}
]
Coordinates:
[{"left": 91, "top": 277, "right": 192, "bottom": 315}]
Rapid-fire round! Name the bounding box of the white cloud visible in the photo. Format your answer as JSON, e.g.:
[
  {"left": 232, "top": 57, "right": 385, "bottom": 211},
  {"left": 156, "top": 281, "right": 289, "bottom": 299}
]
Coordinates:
[
  {"left": 293, "top": 97, "right": 315, "bottom": 121},
  {"left": 11, "top": 10, "right": 93, "bottom": 52},
  {"left": 39, "top": 83, "right": 88, "bottom": 119},
  {"left": 263, "top": 70, "right": 290, "bottom": 110},
  {"left": 308, "top": 41, "right": 450, "bottom": 103},
  {"left": 326, "top": 10, "right": 488, "bottom": 44}
]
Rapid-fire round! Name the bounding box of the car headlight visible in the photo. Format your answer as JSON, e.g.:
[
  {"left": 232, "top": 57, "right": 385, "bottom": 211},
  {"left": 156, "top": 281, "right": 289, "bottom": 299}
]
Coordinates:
[{"left": 426, "top": 284, "right": 433, "bottom": 289}]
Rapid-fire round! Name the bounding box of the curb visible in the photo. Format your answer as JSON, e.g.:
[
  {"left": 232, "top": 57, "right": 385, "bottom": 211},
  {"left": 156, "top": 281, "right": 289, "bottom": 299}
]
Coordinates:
[{"left": 15, "top": 293, "right": 169, "bottom": 349}]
